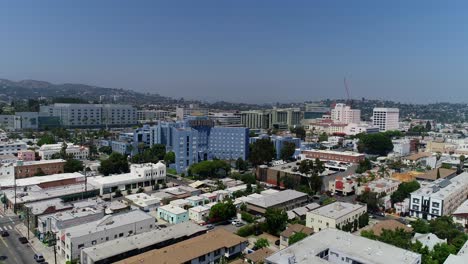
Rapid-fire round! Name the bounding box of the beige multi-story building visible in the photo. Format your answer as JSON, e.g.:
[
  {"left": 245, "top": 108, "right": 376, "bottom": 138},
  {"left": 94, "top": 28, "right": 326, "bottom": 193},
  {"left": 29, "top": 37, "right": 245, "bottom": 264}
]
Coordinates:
[
  {"left": 372, "top": 107, "right": 399, "bottom": 132},
  {"left": 356, "top": 178, "right": 401, "bottom": 196},
  {"left": 240, "top": 108, "right": 302, "bottom": 129},
  {"left": 330, "top": 103, "right": 361, "bottom": 124},
  {"left": 306, "top": 202, "right": 367, "bottom": 232}
]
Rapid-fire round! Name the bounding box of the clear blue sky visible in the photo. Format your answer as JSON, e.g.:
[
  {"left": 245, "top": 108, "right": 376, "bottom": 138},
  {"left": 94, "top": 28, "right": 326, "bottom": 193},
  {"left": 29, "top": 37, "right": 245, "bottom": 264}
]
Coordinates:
[{"left": 1, "top": 0, "right": 467, "bottom": 103}]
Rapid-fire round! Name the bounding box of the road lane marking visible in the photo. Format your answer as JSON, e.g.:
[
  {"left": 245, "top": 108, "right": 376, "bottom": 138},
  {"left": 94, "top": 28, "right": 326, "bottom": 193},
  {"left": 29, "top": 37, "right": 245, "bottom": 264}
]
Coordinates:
[
  {"left": 0, "top": 226, "right": 3, "bottom": 231},
  {"left": 8, "top": 225, "right": 12, "bottom": 230}
]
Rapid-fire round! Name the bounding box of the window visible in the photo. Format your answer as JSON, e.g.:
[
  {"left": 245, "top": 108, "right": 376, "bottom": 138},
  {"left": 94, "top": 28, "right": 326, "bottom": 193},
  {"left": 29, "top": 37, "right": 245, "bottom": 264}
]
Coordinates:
[
  {"left": 91, "top": 240, "right": 97, "bottom": 245},
  {"left": 198, "top": 255, "right": 206, "bottom": 262},
  {"left": 119, "top": 233, "right": 124, "bottom": 237},
  {"left": 432, "top": 202, "right": 440, "bottom": 208},
  {"left": 78, "top": 244, "right": 84, "bottom": 249}
]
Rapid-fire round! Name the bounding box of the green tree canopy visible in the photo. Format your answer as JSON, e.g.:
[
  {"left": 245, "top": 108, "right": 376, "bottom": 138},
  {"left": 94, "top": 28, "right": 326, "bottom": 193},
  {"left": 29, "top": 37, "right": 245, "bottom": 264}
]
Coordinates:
[
  {"left": 235, "top": 158, "right": 248, "bottom": 171},
  {"left": 298, "top": 159, "right": 325, "bottom": 193},
  {"left": 249, "top": 138, "right": 276, "bottom": 166},
  {"left": 64, "top": 159, "right": 84, "bottom": 173},
  {"left": 163, "top": 151, "right": 175, "bottom": 164},
  {"left": 357, "top": 133, "right": 394, "bottom": 155},
  {"left": 99, "top": 152, "right": 130, "bottom": 176},
  {"left": 37, "top": 133, "right": 56, "bottom": 146},
  {"left": 280, "top": 142, "right": 297, "bottom": 161},
  {"left": 290, "top": 126, "right": 306, "bottom": 140},
  {"left": 265, "top": 208, "right": 288, "bottom": 235},
  {"left": 289, "top": 232, "right": 308, "bottom": 245},
  {"left": 208, "top": 200, "right": 236, "bottom": 222},
  {"left": 189, "top": 160, "right": 231, "bottom": 179},
  {"left": 254, "top": 238, "right": 270, "bottom": 249},
  {"left": 390, "top": 181, "right": 420, "bottom": 204}
]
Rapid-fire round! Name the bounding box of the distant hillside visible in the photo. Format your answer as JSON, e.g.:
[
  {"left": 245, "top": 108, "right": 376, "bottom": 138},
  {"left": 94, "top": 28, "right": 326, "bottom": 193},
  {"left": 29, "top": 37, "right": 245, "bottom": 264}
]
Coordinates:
[{"left": 0, "top": 78, "right": 174, "bottom": 105}]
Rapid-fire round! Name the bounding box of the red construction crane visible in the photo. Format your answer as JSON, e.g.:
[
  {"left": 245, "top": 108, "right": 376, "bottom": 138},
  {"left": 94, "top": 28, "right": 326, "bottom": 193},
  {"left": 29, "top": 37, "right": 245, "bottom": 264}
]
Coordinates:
[{"left": 344, "top": 77, "right": 352, "bottom": 107}]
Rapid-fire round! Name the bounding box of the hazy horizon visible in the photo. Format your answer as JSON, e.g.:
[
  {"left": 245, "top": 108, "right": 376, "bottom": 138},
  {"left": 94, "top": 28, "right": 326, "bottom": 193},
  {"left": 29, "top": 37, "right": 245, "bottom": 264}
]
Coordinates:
[{"left": 2, "top": 1, "right": 468, "bottom": 104}]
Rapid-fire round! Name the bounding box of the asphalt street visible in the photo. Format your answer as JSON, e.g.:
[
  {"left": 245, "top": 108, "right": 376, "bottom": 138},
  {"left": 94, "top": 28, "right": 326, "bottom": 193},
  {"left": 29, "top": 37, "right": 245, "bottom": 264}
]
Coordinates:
[{"left": 0, "top": 212, "right": 37, "bottom": 264}]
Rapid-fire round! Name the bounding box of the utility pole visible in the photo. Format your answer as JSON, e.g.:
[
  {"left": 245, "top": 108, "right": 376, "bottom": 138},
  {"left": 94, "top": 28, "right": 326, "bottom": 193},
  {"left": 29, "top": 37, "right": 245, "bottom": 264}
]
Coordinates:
[
  {"left": 13, "top": 171, "right": 17, "bottom": 214},
  {"left": 27, "top": 209, "right": 30, "bottom": 240},
  {"left": 52, "top": 234, "right": 57, "bottom": 264}
]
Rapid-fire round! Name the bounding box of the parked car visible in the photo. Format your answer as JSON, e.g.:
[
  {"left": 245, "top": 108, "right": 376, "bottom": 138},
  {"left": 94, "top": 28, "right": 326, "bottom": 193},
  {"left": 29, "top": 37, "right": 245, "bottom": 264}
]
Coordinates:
[
  {"left": 34, "top": 253, "right": 45, "bottom": 262},
  {"left": 18, "top": 237, "right": 28, "bottom": 244},
  {"left": 232, "top": 220, "right": 241, "bottom": 225},
  {"left": 235, "top": 222, "right": 244, "bottom": 227},
  {"left": 1, "top": 231, "right": 9, "bottom": 237},
  {"left": 206, "top": 224, "right": 214, "bottom": 230},
  {"left": 275, "top": 240, "right": 280, "bottom": 246}
]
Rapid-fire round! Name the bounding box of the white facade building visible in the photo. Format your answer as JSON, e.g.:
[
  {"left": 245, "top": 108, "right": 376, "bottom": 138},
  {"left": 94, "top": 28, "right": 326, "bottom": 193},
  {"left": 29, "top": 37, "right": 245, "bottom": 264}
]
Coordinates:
[
  {"left": 39, "top": 103, "right": 137, "bottom": 127},
  {"left": 0, "top": 141, "right": 27, "bottom": 155},
  {"left": 306, "top": 202, "right": 367, "bottom": 232},
  {"left": 87, "top": 162, "right": 166, "bottom": 195},
  {"left": 330, "top": 103, "right": 361, "bottom": 124},
  {"left": 57, "top": 210, "right": 155, "bottom": 261},
  {"left": 373, "top": 108, "right": 400, "bottom": 132},
  {"left": 409, "top": 172, "right": 468, "bottom": 220},
  {"left": 265, "top": 228, "right": 421, "bottom": 264},
  {"left": 393, "top": 139, "right": 411, "bottom": 156},
  {"left": 188, "top": 205, "right": 210, "bottom": 223},
  {"left": 39, "top": 143, "right": 89, "bottom": 160}
]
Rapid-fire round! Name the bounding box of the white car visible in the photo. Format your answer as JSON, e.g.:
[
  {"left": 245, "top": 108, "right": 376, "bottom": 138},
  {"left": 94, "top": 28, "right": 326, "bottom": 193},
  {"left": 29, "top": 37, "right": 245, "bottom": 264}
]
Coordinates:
[{"left": 232, "top": 220, "right": 241, "bottom": 225}]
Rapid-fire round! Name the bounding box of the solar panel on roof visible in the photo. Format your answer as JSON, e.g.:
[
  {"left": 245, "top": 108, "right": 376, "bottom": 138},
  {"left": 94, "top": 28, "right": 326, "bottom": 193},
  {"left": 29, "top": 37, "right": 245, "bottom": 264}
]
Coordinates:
[{"left": 438, "top": 179, "right": 451, "bottom": 188}]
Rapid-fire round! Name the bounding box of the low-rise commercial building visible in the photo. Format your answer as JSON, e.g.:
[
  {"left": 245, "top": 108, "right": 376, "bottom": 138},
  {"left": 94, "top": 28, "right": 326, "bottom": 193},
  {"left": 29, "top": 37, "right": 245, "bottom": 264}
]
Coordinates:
[
  {"left": 265, "top": 228, "right": 421, "bottom": 264},
  {"left": 300, "top": 149, "right": 365, "bottom": 164},
  {"left": 87, "top": 162, "right": 166, "bottom": 195},
  {"left": 17, "top": 150, "right": 35, "bottom": 161},
  {"left": 306, "top": 202, "right": 367, "bottom": 232},
  {"left": 80, "top": 222, "right": 207, "bottom": 264},
  {"left": 246, "top": 190, "right": 308, "bottom": 215},
  {"left": 157, "top": 204, "right": 189, "bottom": 224},
  {"left": 123, "top": 193, "right": 161, "bottom": 212},
  {"left": 329, "top": 176, "right": 356, "bottom": 196},
  {"left": 14, "top": 159, "right": 66, "bottom": 178},
  {"left": 356, "top": 178, "right": 401, "bottom": 196},
  {"left": 116, "top": 229, "right": 248, "bottom": 264},
  {"left": 188, "top": 205, "right": 210, "bottom": 223},
  {"left": 409, "top": 172, "right": 468, "bottom": 220},
  {"left": 57, "top": 210, "right": 155, "bottom": 261}
]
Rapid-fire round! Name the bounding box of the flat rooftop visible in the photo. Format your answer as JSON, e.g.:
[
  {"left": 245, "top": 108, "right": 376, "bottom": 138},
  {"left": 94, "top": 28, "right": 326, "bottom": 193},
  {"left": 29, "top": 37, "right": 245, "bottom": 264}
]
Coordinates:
[
  {"left": 82, "top": 222, "right": 207, "bottom": 262},
  {"left": 411, "top": 172, "right": 468, "bottom": 200},
  {"left": 65, "top": 210, "right": 153, "bottom": 238},
  {"left": 19, "top": 159, "right": 66, "bottom": 166},
  {"left": 4, "top": 183, "right": 97, "bottom": 204},
  {"left": 302, "top": 149, "right": 365, "bottom": 157},
  {"left": 308, "top": 202, "right": 366, "bottom": 220},
  {"left": 247, "top": 190, "right": 307, "bottom": 209},
  {"left": 266, "top": 228, "right": 420, "bottom": 264},
  {"left": 0, "top": 172, "right": 84, "bottom": 187},
  {"left": 158, "top": 204, "right": 187, "bottom": 215}
]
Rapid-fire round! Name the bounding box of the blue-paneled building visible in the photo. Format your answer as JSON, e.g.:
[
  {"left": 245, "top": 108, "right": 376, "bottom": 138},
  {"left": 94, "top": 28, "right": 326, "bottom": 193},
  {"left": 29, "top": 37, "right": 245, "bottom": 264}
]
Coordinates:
[{"left": 150, "top": 117, "right": 249, "bottom": 173}]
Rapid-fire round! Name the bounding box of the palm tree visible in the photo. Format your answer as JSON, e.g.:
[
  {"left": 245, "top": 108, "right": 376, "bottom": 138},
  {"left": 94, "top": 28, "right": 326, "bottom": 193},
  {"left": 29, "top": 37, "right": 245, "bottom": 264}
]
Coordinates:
[{"left": 378, "top": 165, "right": 390, "bottom": 178}]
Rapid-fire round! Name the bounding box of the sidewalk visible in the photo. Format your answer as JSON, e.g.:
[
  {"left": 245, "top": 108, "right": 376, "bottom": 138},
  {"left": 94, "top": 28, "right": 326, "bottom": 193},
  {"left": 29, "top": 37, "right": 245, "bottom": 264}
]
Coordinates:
[{"left": 15, "top": 223, "right": 66, "bottom": 264}]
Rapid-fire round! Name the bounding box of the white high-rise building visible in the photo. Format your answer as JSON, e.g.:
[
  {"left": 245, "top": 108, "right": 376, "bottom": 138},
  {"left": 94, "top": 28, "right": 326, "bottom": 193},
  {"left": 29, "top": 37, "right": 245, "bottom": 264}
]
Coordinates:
[
  {"left": 373, "top": 108, "right": 400, "bottom": 132},
  {"left": 330, "top": 103, "right": 361, "bottom": 124}
]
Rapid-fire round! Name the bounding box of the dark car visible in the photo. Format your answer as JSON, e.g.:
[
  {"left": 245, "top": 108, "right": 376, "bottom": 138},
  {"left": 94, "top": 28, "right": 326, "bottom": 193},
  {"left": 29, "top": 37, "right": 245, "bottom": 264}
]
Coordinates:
[
  {"left": 1, "top": 231, "right": 9, "bottom": 237},
  {"left": 275, "top": 239, "right": 280, "bottom": 246},
  {"left": 18, "top": 237, "right": 28, "bottom": 244},
  {"left": 158, "top": 224, "right": 167, "bottom": 228}
]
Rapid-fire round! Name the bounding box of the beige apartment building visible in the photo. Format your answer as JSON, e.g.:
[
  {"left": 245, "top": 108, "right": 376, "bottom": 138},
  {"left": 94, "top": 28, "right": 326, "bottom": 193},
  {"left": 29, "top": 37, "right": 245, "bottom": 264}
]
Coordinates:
[{"left": 306, "top": 202, "right": 367, "bottom": 232}]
